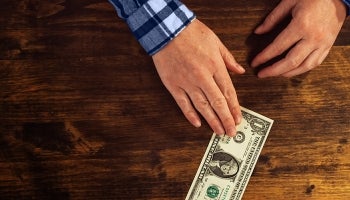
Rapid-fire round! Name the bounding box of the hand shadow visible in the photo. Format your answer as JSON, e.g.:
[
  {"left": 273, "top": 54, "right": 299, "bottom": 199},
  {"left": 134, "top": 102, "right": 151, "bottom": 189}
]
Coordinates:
[
  {"left": 245, "top": 15, "right": 294, "bottom": 76},
  {"left": 246, "top": 14, "right": 311, "bottom": 84}
]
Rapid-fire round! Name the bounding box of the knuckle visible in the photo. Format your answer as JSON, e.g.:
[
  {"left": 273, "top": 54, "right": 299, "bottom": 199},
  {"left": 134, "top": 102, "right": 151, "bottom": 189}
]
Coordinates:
[
  {"left": 224, "top": 94, "right": 232, "bottom": 104},
  {"left": 310, "top": 28, "right": 329, "bottom": 43},
  {"left": 228, "top": 98, "right": 240, "bottom": 112},
  {"left": 195, "top": 98, "right": 210, "bottom": 110},
  {"left": 287, "top": 58, "right": 299, "bottom": 68},
  {"left": 184, "top": 110, "right": 197, "bottom": 118},
  {"left": 222, "top": 52, "right": 233, "bottom": 65},
  {"left": 230, "top": 102, "right": 240, "bottom": 112},
  {"left": 265, "top": 12, "right": 277, "bottom": 25},
  {"left": 208, "top": 118, "right": 217, "bottom": 125},
  {"left": 270, "top": 44, "right": 283, "bottom": 54},
  {"left": 298, "top": 19, "right": 309, "bottom": 32},
  {"left": 208, "top": 118, "right": 221, "bottom": 129},
  {"left": 207, "top": 57, "right": 217, "bottom": 66},
  {"left": 222, "top": 116, "right": 234, "bottom": 126},
  {"left": 210, "top": 97, "right": 227, "bottom": 109},
  {"left": 313, "top": 33, "right": 325, "bottom": 43},
  {"left": 191, "top": 67, "right": 206, "bottom": 80},
  {"left": 176, "top": 96, "right": 189, "bottom": 109},
  {"left": 222, "top": 88, "right": 232, "bottom": 101}
]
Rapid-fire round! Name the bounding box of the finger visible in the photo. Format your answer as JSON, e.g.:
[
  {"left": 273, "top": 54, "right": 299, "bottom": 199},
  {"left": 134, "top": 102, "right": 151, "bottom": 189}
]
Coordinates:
[
  {"left": 219, "top": 43, "right": 245, "bottom": 74},
  {"left": 200, "top": 75, "right": 237, "bottom": 137},
  {"left": 282, "top": 48, "right": 329, "bottom": 77},
  {"left": 214, "top": 68, "right": 242, "bottom": 127},
  {"left": 255, "top": 0, "right": 295, "bottom": 34},
  {"left": 251, "top": 20, "right": 302, "bottom": 68},
  {"left": 187, "top": 87, "right": 225, "bottom": 135},
  {"left": 257, "top": 39, "right": 313, "bottom": 78},
  {"left": 168, "top": 86, "right": 202, "bottom": 128}
]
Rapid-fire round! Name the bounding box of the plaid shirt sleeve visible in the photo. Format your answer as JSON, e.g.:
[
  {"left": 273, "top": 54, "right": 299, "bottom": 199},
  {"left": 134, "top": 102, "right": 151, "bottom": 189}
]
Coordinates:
[
  {"left": 342, "top": 0, "right": 350, "bottom": 16},
  {"left": 109, "top": 0, "right": 196, "bottom": 55}
]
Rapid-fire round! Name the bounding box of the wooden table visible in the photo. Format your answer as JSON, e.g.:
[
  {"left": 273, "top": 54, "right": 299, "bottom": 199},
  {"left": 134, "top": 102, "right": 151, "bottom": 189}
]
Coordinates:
[{"left": 1, "top": 0, "right": 349, "bottom": 199}]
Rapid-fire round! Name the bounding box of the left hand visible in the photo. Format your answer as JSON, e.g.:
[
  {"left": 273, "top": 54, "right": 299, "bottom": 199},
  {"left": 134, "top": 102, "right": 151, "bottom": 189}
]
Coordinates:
[
  {"left": 251, "top": 0, "right": 347, "bottom": 78},
  {"left": 152, "top": 19, "right": 245, "bottom": 137}
]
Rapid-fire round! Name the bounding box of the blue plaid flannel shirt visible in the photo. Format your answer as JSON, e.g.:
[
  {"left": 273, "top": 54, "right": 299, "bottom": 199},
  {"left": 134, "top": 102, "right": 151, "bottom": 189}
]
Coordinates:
[
  {"left": 109, "top": 0, "right": 196, "bottom": 55},
  {"left": 343, "top": 0, "right": 350, "bottom": 15},
  {"left": 109, "top": 0, "right": 348, "bottom": 55}
]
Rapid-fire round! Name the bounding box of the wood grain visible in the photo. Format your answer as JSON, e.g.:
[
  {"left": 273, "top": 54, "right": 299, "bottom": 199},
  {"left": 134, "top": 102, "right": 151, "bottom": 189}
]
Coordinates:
[{"left": 0, "top": 0, "right": 349, "bottom": 199}]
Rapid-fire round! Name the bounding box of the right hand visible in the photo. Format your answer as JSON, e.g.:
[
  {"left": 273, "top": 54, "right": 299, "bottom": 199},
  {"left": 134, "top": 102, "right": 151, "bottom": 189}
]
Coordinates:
[{"left": 152, "top": 19, "right": 245, "bottom": 137}]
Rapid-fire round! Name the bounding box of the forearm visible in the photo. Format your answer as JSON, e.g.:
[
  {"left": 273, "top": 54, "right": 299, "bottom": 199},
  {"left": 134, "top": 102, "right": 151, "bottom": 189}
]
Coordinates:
[{"left": 109, "top": 0, "right": 196, "bottom": 55}]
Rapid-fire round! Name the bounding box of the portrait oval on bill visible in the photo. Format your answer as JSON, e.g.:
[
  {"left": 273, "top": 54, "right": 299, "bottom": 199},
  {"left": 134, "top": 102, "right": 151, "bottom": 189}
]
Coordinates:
[{"left": 208, "top": 152, "right": 239, "bottom": 179}]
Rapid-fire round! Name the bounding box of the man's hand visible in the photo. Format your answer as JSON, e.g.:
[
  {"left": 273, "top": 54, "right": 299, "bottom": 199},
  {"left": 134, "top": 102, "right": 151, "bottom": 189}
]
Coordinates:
[
  {"left": 152, "top": 19, "right": 245, "bottom": 137},
  {"left": 251, "top": 0, "right": 347, "bottom": 78}
]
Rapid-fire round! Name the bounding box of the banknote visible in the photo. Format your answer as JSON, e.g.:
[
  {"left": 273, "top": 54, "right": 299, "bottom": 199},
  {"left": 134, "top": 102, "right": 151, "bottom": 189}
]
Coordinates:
[{"left": 186, "top": 107, "right": 273, "bottom": 200}]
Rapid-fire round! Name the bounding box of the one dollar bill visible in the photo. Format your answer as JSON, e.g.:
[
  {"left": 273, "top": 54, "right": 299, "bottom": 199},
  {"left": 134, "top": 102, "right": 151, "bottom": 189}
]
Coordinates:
[{"left": 186, "top": 107, "right": 273, "bottom": 200}]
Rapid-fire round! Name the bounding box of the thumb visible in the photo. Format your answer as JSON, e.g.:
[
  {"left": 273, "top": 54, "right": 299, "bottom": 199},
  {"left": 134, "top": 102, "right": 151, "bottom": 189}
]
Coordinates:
[{"left": 219, "top": 43, "right": 245, "bottom": 74}]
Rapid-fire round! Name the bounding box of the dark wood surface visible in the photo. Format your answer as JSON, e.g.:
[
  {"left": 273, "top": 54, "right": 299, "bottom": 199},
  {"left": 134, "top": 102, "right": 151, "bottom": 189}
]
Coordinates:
[{"left": 1, "top": 0, "right": 350, "bottom": 199}]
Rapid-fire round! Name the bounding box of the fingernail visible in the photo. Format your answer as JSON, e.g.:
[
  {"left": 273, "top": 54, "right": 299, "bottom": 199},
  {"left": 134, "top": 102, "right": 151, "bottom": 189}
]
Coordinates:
[
  {"left": 235, "top": 114, "right": 242, "bottom": 125},
  {"left": 193, "top": 119, "right": 201, "bottom": 128},
  {"left": 237, "top": 64, "right": 245, "bottom": 73},
  {"left": 216, "top": 125, "right": 225, "bottom": 135},
  {"left": 254, "top": 26, "right": 262, "bottom": 34},
  {"left": 227, "top": 126, "right": 236, "bottom": 137}
]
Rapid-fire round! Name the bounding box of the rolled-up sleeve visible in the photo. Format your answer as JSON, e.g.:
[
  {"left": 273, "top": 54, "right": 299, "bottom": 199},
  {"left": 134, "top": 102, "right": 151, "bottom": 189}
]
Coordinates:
[{"left": 109, "top": 0, "right": 196, "bottom": 55}]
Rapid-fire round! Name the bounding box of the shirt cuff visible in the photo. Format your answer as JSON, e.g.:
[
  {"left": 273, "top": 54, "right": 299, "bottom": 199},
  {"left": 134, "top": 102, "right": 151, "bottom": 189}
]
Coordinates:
[
  {"left": 125, "top": 0, "right": 196, "bottom": 55},
  {"left": 342, "top": 0, "right": 350, "bottom": 15}
]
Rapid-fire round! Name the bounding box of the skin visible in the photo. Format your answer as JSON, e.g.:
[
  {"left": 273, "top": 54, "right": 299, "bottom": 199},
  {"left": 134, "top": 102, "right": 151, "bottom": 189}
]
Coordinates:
[
  {"left": 152, "top": 19, "right": 245, "bottom": 137},
  {"left": 151, "top": 0, "right": 347, "bottom": 136},
  {"left": 251, "top": 0, "right": 347, "bottom": 78}
]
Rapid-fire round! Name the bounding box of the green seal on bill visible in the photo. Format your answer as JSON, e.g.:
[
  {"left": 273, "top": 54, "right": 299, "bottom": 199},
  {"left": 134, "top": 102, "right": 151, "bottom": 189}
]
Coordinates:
[{"left": 206, "top": 185, "right": 219, "bottom": 198}]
